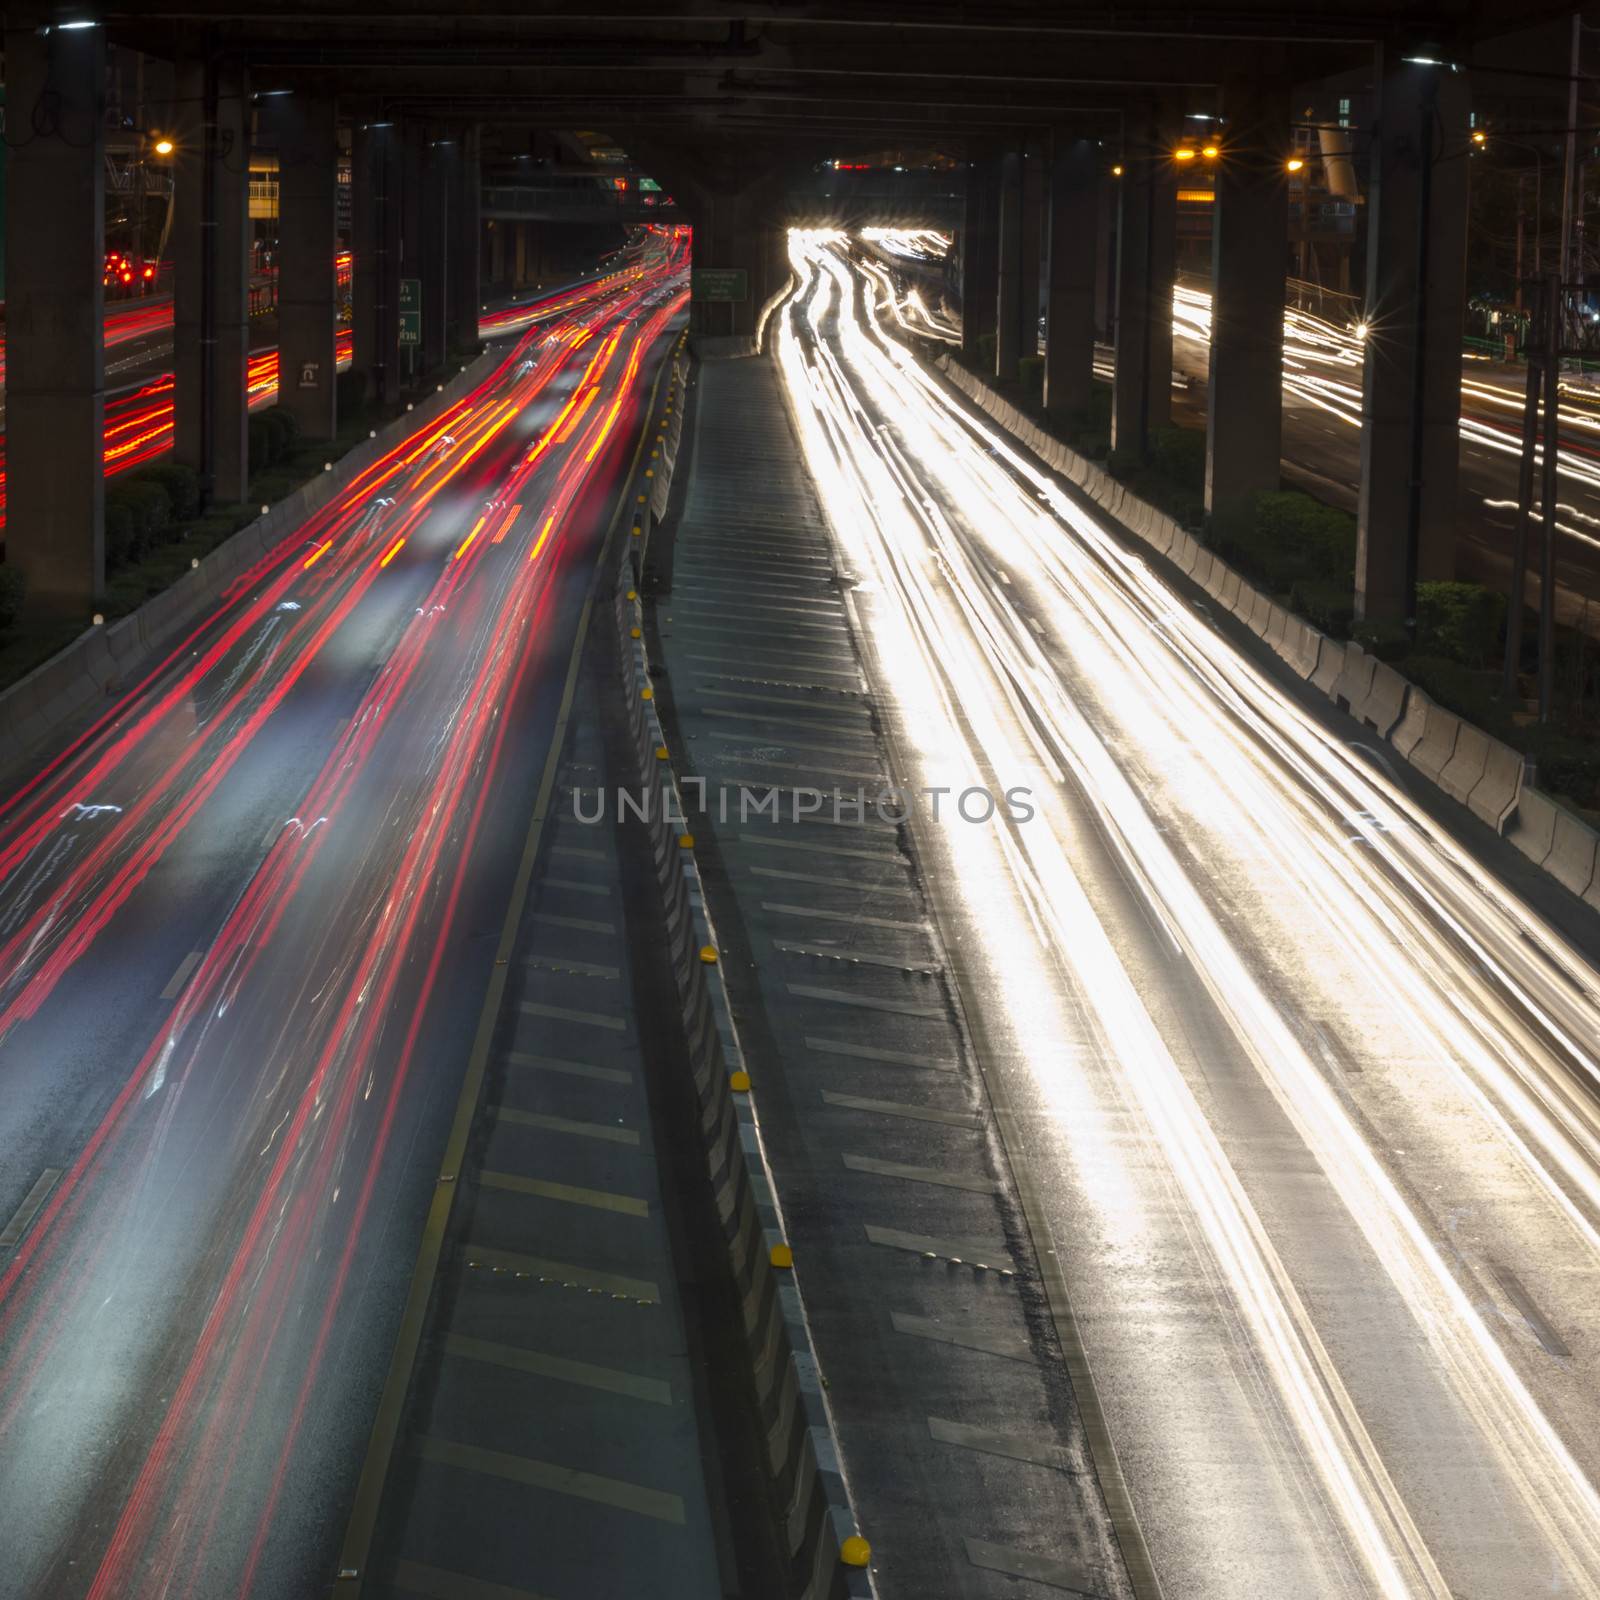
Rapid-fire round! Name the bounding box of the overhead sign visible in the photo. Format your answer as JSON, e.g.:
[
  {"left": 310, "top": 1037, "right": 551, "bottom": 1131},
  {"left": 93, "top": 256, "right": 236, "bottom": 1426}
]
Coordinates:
[
  {"left": 399, "top": 277, "right": 422, "bottom": 347},
  {"left": 691, "top": 268, "right": 748, "bottom": 304}
]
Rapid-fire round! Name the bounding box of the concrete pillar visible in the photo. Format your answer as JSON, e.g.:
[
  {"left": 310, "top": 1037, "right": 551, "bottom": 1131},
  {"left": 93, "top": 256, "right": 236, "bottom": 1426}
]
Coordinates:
[
  {"left": 1044, "top": 135, "right": 1100, "bottom": 419},
  {"left": 264, "top": 92, "right": 338, "bottom": 440},
  {"left": 174, "top": 59, "right": 250, "bottom": 505},
  {"left": 1095, "top": 177, "right": 1115, "bottom": 341},
  {"left": 351, "top": 119, "right": 402, "bottom": 406},
  {"left": 449, "top": 127, "right": 481, "bottom": 350},
  {"left": 960, "top": 158, "right": 998, "bottom": 365},
  {"left": 488, "top": 222, "right": 506, "bottom": 291},
  {"left": 1112, "top": 106, "right": 1178, "bottom": 455},
  {"left": 687, "top": 192, "right": 770, "bottom": 340},
  {"left": 995, "top": 149, "right": 1024, "bottom": 381},
  {"left": 1019, "top": 145, "right": 1043, "bottom": 360},
  {"left": 514, "top": 222, "right": 528, "bottom": 288},
  {"left": 4, "top": 13, "right": 105, "bottom": 611},
  {"left": 420, "top": 134, "right": 452, "bottom": 371},
  {"left": 1205, "top": 85, "right": 1289, "bottom": 519},
  {"left": 1356, "top": 53, "right": 1469, "bottom": 621}
]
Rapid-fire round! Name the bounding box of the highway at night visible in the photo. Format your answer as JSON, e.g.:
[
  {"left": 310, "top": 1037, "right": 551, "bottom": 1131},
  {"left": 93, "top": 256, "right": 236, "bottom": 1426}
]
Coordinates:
[
  {"left": 776, "top": 229, "right": 1600, "bottom": 1599},
  {"left": 0, "top": 229, "right": 687, "bottom": 1599}
]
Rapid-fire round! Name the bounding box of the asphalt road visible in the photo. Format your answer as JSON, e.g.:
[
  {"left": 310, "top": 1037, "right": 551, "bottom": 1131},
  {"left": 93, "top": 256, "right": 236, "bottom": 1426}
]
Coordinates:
[
  {"left": 778, "top": 231, "right": 1600, "bottom": 1599},
  {"left": 0, "top": 231, "right": 688, "bottom": 1600}
]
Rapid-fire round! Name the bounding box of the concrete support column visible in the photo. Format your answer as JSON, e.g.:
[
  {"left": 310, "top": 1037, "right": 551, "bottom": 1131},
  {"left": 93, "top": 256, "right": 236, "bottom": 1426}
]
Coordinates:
[
  {"left": 1112, "top": 105, "right": 1178, "bottom": 455},
  {"left": 352, "top": 119, "right": 401, "bottom": 407},
  {"left": 264, "top": 92, "right": 338, "bottom": 440},
  {"left": 1205, "top": 85, "right": 1289, "bottom": 520},
  {"left": 687, "top": 192, "right": 771, "bottom": 340},
  {"left": 960, "top": 157, "right": 998, "bottom": 365},
  {"left": 173, "top": 58, "right": 251, "bottom": 505},
  {"left": 1019, "top": 144, "right": 1043, "bottom": 359},
  {"left": 420, "top": 133, "right": 452, "bottom": 371},
  {"left": 1095, "top": 178, "right": 1115, "bottom": 341},
  {"left": 1356, "top": 53, "right": 1469, "bottom": 621},
  {"left": 488, "top": 222, "right": 506, "bottom": 291},
  {"left": 995, "top": 149, "right": 1024, "bottom": 381},
  {"left": 449, "top": 126, "right": 481, "bottom": 350},
  {"left": 4, "top": 14, "right": 106, "bottom": 611},
  {"left": 1044, "top": 135, "right": 1100, "bottom": 419}
]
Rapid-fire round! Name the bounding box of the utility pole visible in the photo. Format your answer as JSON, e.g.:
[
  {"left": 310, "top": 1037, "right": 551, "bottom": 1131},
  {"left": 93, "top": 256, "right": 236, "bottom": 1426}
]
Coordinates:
[
  {"left": 1539, "top": 270, "right": 1561, "bottom": 723},
  {"left": 1502, "top": 278, "right": 1543, "bottom": 700}
]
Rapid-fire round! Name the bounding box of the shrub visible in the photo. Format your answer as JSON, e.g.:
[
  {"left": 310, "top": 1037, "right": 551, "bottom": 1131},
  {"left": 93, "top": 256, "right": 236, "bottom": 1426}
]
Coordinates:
[
  {"left": 104, "top": 480, "right": 173, "bottom": 569},
  {"left": 1416, "top": 580, "right": 1505, "bottom": 669},
  {"left": 248, "top": 414, "right": 276, "bottom": 473},
  {"left": 1148, "top": 425, "right": 1206, "bottom": 491},
  {"left": 263, "top": 406, "right": 299, "bottom": 462},
  {"left": 129, "top": 462, "right": 200, "bottom": 522},
  {"left": 1017, "top": 354, "right": 1044, "bottom": 410},
  {"left": 337, "top": 367, "right": 369, "bottom": 419},
  {"left": 1289, "top": 575, "right": 1356, "bottom": 639},
  {"left": 0, "top": 563, "right": 23, "bottom": 632},
  {"left": 104, "top": 495, "right": 141, "bottom": 569}
]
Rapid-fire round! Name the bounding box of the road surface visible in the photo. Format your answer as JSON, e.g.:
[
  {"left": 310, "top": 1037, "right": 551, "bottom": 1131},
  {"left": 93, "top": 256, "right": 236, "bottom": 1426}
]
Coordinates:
[
  {"left": 0, "top": 229, "right": 688, "bottom": 1600},
  {"left": 779, "top": 229, "right": 1600, "bottom": 1600}
]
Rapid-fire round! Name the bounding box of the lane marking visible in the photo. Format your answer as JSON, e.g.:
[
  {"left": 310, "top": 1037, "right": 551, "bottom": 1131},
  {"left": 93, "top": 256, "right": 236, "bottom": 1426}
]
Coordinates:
[
  {"left": 444, "top": 1333, "right": 669, "bottom": 1404},
  {"left": 700, "top": 751, "right": 885, "bottom": 784},
  {"left": 929, "top": 1416, "right": 1070, "bottom": 1470},
  {"left": 159, "top": 950, "right": 203, "bottom": 1000},
  {"left": 690, "top": 671, "right": 863, "bottom": 693},
  {"left": 671, "top": 584, "right": 844, "bottom": 616},
  {"left": 522, "top": 955, "right": 620, "bottom": 979},
  {"left": 505, "top": 1051, "right": 631, "bottom": 1085},
  {"left": 843, "top": 1154, "right": 993, "bottom": 1193},
  {"left": 709, "top": 729, "right": 875, "bottom": 759},
  {"left": 890, "top": 1312, "right": 1033, "bottom": 1364},
  {"left": 551, "top": 844, "right": 607, "bottom": 862},
  {"left": 336, "top": 339, "right": 680, "bottom": 1590},
  {"left": 0, "top": 1169, "right": 62, "bottom": 1249},
  {"left": 1491, "top": 1262, "right": 1573, "bottom": 1359},
  {"left": 541, "top": 877, "right": 612, "bottom": 896},
  {"left": 701, "top": 707, "right": 873, "bottom": 736},
  {"left": 463, "top": 1243, "right": 658, "bottom": 1301},
  {"left": 822, "top": 1090, "right": 977, "bottom": 1128},
  {"left": 736, "top": 833, "right": 901, "bottom": 864},
  {"left": 864, "top": 1224, "right": 1006, "bottom": 1262},
  {"left": 393, "top": 1558, "right": 553, "bottom": 1600},
  {"left": 684, "top": 644, "right": 858, "bottom": 670},
  {"left": 808, "top": 1035, "right": 955, "bottom": 1069},
  {"left": 695, "top": 686, "right": 873, "bottom": 714},
  {"left": 527, "top": 911, "right": 615, "bottom": 935},
  {"left": 965, "top": 1537, "right": 1097, "bottom": 1594},
  {"left": 494, "top": 1107, "right": 640, "bottom": 1146},
  {"left": 479, "top": 1171, "right": 648, "bottom": 1217},
  {"left": 414, "top": 1437, "right": 684, "bottom": 1524},
  {"left": 780, "top": 941, "right": 937, "bottom": 974},
  {"left": 787, "top": 983, "right": 944, "bottom": 1018},
  {"left": 518, "top": 1001, "right": 625, "bottom": 1031},
  {"left": 747, "top": 866, "right": 917, "bottom": 897},
  {"left": 765, "top": 902, "right": 925, "bottom": 932}
]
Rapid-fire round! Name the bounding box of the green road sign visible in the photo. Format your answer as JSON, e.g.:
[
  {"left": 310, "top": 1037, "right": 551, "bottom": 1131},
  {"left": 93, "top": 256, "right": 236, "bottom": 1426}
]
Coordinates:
[
  {"left": 399, "top": 277, "right": 422, "bottom": 347},
  {"left": 691, "top": 268, "right": 748, "bottom": 304}
]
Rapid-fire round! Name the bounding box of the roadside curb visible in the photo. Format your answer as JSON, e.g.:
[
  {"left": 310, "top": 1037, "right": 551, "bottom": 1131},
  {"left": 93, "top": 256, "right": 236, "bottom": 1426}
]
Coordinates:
[
  {"left": 934, "top": 353, "right": 1600, "bottom": 917},
  {"left": 613, "top": 341, "right": 874, "bottom": 1600}
]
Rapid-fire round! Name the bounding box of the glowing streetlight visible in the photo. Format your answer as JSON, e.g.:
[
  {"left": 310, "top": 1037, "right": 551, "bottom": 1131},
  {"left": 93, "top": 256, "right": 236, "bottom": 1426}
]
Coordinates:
[
  {"left": 1201, "top": 144, "right": 1220, "bottom": 160},
  {"left": 1286, "top": 156, "right": 1305, "bottom": 173},
  {"left": 153, "top": 137, "right": 174, "bottom": 156},
  {"left": 1174, "top": 147, "right": 1198, "bottom": 163}
]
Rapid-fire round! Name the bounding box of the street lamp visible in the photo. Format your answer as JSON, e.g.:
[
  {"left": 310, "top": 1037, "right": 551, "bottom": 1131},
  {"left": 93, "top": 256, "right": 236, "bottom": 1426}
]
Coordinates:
[{"left": 153, "top": 137, "right": 174, "bottom": 157}]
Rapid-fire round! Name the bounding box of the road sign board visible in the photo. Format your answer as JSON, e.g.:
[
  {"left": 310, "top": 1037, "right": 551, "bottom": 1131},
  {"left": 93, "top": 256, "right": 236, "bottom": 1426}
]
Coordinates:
[
  {"left": 399, "top": 277, "right": 422, "bottom": 347},
  {"left": 691, "top": 268, "right": 748, "bottom": 304}
]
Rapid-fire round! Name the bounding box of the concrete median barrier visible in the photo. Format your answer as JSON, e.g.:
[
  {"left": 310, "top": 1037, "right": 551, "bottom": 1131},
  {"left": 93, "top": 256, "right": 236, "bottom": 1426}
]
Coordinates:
[
  {"left": 1508, "top": 787, "right": 1560, "bottom": 867},
  {"left": 1276, "top": 615, "right": 1323, "bottom": 680},
  {"left": 1438, "top": 723, "right": 1492, "bottom": 808},
  {"left": 1350, "top": 662, "right": 1408, "bottom": 740},
  {"left": 1544, "top": 808, "right": 1600, "bottom": 899},
  {"left": 1333, "top": 643, "right": 1375, "bottom": 712},
  {"left": 1406, "top": 697, "right": 1462, "bottom": 787},
  {"left": 1465, "top": 737, "right": 1525, "bottom": 834}
]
